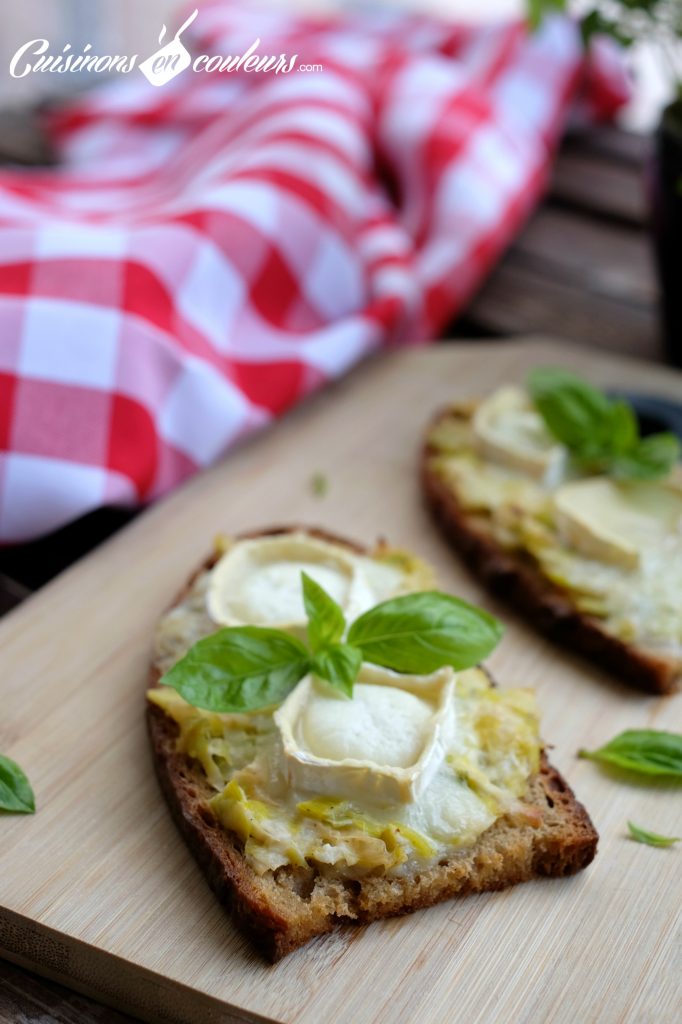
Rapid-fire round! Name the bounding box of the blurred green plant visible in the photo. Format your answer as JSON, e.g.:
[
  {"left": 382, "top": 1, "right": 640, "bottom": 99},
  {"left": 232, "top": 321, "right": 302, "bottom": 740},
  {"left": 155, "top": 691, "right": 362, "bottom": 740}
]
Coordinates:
[{"left": 529, "top": 1, "right": 682, "bottom": 108}]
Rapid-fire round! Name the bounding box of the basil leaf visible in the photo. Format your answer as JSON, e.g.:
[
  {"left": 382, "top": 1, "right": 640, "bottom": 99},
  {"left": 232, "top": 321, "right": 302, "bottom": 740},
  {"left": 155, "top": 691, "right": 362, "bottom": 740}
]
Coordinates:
[
  {"left": 528, "top": 367, "right": 680, "bottom": 481},
  {"left": 312, "top": 643, "right": 362, "bottom": 698},
  {"left": 527, "top": 0, "right": 568, "bottom": 31},
  {"left": 579, "top": 729, "right": 682, "bottom": 778},
  {"left": 627, "top": 821, "right": 681, "bottom": 848},
  {"left": 528, "top": 368, "right": 613, "bottom": 451},
  {"left": 0, "top": 755, "right": 35, "bottom": 814},
  {"left": 611, "top": 434, "right": 682, "bottom": 481},
  {"left": 580, "top": 10, "right": 634, "bottom": 49},
  {"left": 161, "top": 627, "right": 311, "bottom": 713},
  {"left": 608, "top": 401, "right": 638, "bottom": 454},
  {"left": 346, "top": 591, "right": 502, "bottom": 674},
  {"left": 302, "top": 571, "right": 345, "bottom": 653}
]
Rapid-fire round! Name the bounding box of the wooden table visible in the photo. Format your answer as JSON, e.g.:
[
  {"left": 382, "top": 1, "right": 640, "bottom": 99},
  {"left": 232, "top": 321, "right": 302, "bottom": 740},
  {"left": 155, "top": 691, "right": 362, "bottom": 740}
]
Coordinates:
[{"left": 1, "top": 339, "right": 681, "bottom": 1024}]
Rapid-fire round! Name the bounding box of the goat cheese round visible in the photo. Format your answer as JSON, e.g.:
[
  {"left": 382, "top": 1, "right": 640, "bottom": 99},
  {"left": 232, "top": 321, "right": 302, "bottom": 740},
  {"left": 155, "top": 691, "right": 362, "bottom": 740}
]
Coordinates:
[{"left": 301, "top": 683, "right": 433, "bottom": 768}]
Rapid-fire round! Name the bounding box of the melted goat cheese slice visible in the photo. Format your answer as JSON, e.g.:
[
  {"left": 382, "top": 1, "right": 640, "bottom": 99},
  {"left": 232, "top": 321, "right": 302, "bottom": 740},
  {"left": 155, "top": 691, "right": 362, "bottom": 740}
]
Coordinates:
[
  {"left": 274, "top": 665, "right": 457, "bottom": 805},
  {"left": 207, "top": 533, "right": 406, "bottom": 633},
  {"left": 472, "top": 385, "right": 566, "bottom": 486},
  {"left": 554, "top": 477, "right": 682, "bottom": 571},
  {"left": 301, "top": 683, "right": 433, "bottom": 768},
  {"left": 237, "top": 558, "right": 347, "bottom": 625}
]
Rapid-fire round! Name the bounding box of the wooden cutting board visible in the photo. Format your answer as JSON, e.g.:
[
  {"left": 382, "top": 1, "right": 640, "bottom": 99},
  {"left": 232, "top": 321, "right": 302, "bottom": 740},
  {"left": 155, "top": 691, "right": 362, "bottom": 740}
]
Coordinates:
[{"left": 1, "top": 339, "right": 681, "bottom": 1024}]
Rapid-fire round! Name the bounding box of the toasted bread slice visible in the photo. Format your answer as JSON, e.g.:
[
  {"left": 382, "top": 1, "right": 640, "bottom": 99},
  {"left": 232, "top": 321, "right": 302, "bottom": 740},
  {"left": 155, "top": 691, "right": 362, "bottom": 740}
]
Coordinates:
[
  {"left": 147, "top": 527, "right": 598, "bottom": 961},
  {"left": 422, "top": 408, "right": 682, "bottom": 695}
]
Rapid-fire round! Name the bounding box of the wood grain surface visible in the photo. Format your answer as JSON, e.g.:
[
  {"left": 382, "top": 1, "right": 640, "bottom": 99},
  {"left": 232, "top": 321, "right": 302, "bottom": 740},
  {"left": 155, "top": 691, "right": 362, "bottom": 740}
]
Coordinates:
[
  {"left": 461, "top": 128, "right": 662, "bottom": 363},
  {"left": 0, "top": 957, "right": 137, "bottom": 1023},
  {"left": 1, "top": 340, "right": 681, "bottom": 1024}
]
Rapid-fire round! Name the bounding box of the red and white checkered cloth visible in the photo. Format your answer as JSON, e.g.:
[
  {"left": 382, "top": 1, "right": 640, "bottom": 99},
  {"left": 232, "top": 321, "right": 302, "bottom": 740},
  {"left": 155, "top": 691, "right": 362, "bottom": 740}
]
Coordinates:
[{"left": 0, "top": 2, "right": 627, "bottom": 542}]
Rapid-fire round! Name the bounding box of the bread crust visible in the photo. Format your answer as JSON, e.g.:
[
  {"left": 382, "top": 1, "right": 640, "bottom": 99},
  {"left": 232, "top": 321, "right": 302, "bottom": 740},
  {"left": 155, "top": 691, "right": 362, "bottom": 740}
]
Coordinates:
[
  {"left": 422, "top": 412, "right": 681, "bottom": 696},
  {"left": 147, "top": 526, "right": 598, "bottom": 961}
]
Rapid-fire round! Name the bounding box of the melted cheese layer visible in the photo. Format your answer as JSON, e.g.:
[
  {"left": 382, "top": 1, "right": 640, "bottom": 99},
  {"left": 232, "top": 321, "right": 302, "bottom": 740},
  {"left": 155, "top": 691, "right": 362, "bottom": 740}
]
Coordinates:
[
  {"left": 148, "top": 668, "right": 541, "bottom": 878},
  {"left": 237, "top": 560, "right": 349, "bottom": 625}
]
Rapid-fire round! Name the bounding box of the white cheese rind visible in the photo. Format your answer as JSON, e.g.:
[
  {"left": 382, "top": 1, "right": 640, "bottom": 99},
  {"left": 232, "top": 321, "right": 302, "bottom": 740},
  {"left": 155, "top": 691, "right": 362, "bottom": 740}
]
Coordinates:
[
  {"left": 206, "top": 533, "right": 409, "bottom": 635},
  {"left": 274, "top": 665, "right": 457, "bottom": 805},
  {"left": 300, "top": 684, "right": 432, "bottom": 768},
  {"left": 554, "top": 477, "right": 682, "bottom": 571},
  {"left": 472, "top": 385, "right": 566, "bottom": 486}
]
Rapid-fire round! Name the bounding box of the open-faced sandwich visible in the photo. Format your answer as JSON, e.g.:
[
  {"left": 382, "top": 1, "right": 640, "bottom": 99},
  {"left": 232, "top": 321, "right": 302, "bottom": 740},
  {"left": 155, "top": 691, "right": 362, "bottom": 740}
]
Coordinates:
[
  {"left": 422, "top": 369, "right": 682, "bottom": 695},
  {"left": 147, "top": 527, "right": 597, "bottom": 960}
]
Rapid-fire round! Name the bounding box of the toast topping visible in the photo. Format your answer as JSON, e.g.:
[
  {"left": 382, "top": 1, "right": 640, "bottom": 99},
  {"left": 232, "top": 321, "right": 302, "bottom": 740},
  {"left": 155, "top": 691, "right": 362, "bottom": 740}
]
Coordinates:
[
  {"left": 427, "top": 382, "right": 682, "bottom": 653},
  {"left": 554, "top": 477, "right": 682, "bottom": 571},
  {"left": 207, "top": 533, "right": 425, "bottom": 638},
  {"left": 155, "top": 534, "right": 434, "bottom": 676},
  {"left": 149, "top": 667, "right": 541, "bottom": 877},
  {"left": 274, "top": 665, "right": 455, "bottom": 804},
  {"left": 472, "top": 385, "right": 566, "bottom": 486}
]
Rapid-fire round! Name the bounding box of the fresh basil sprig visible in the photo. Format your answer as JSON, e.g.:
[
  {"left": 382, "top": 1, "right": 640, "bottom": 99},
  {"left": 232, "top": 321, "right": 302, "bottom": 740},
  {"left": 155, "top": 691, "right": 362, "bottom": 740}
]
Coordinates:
[
  {"left": 627, "top": 821, "right": 680, "bottom": 848},
  {"left": 311, "top": 644, "right": 362, "bottom": 699},
  {"left": 346, "top": 591, "right": 503, "bottom": 674},
  {"left": 161, "top": 627, "right": 311, "bottom": 714},
  {"left": 302, "top": 571, "right": 345, "bottom": 652},
  {"left": 579, "top": 729, "right": 682, "bottom": 779},
  {"left": 161, "top": 575, "right": 502, "bottom": 712},
  {"left": 0, "top": 754, "right": 35, "bottom": 814},
  {"left": 528, "top": 368, "right": 681, "bottom": 481}
]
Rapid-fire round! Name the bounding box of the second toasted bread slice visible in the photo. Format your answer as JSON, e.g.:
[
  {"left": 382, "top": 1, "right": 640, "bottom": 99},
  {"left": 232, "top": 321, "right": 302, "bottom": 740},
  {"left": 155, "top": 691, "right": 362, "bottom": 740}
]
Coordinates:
[{"left": 422, "top": 403, "right": 681, "bottom": 695}]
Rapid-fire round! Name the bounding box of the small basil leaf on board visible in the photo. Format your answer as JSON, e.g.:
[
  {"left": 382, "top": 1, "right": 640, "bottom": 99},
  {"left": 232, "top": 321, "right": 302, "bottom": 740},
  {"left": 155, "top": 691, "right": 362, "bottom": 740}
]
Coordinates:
[
  {"left": 309, "top": 472, "right": 328, "bottom": 498},
  {"left": 312, "top": 643, "right": 362, "bottom": 698},
  {"left": 627, "top": 821, "right": 681, "bottom": 848},
  {"left": 579, "top": 730, "right": 682, "bottom": 779},
  {"left": 161, "top": 627, "right": 311, "bottom": 713},
  {"left": 346, "top": 591, "right": 502, "bottom": 675},
  {"left": 0, "top": 755, "right": 35, "bottom": 814},
  {"left": 302, "top": 571, "right": 345, "bottom": 653}
]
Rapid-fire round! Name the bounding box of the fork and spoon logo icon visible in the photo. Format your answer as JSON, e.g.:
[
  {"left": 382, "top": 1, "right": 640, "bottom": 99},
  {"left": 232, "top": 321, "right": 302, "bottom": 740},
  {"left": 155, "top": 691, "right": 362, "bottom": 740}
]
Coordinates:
[{"left": 139, "top": 8, "right": 199, "bottom": 86}]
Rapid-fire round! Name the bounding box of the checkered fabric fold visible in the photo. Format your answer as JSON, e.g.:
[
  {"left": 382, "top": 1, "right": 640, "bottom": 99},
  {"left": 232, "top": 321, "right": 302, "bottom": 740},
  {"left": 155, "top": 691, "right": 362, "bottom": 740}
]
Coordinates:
[{"left": 0, "top": 2, "right": 627, "bottom": 542}]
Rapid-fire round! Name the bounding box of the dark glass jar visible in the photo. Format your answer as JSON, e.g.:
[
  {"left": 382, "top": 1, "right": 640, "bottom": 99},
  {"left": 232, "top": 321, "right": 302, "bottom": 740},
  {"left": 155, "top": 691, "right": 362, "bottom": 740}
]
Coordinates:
[{"left": 651, "top": 100, "right": 682, "bottom": 367}]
